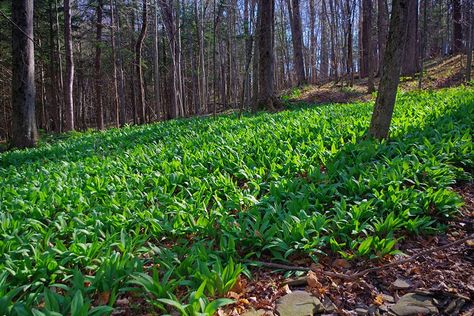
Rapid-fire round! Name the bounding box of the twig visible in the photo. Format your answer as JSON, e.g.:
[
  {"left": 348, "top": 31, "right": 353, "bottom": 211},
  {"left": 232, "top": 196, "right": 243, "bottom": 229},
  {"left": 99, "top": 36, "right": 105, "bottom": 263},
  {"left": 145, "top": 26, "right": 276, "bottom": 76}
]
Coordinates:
[{"left": 249, "top": 234, "right": 474, "bottom": 282}]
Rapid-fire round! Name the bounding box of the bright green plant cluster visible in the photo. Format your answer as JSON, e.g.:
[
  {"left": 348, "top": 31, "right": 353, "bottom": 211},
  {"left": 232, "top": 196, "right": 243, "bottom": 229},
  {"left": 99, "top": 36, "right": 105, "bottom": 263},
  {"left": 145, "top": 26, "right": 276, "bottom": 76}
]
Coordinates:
[{"left": 0, "top": 87, "right": 472, "bottom": 314}]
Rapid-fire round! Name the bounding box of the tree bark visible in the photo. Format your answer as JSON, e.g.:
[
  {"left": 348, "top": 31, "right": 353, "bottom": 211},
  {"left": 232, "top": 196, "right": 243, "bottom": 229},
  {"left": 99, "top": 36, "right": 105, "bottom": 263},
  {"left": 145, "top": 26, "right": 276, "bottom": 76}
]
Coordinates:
[
  {"left": 452, "top": 0, "right": 463, "bottom": 53},
  {"left": 95, "top": 0, "right": 104, "bottom": 130},
  {"left": 364, "top": 0, "right": 375, "bottom": 92},
  {"left": 401, "top": 0, "right": 419, "bottom": 75},
  {"left": 369, "top": 0, "right": 410, "bottom": 140},
  {"left": 320, "top": 0, "right": 329, "bottom": 81},
  {"left": 63, "top": 0, "right": 74, "bottom": 131},
  {"left": 110, "top": 0, "right": 120, "bottom": 127},
  {"left": 287, "top": 0, "right": 306, "bottom": 86},
  {"left": 153, "top": 0, "right": 162, "bottom": 119},
  {"left": 135, "top": 0, "right": 147, "bottom": 124},
  {"left": 309, "top": 0, "right": 317, "bottom": 83},
  {"left": 377, "top": 0, "right": 388, "bottom": 74},
  {"left": 467, "top": 0, "right": 473, "bottom": 82},
  {"left": 11, "top": 0, "right": 38, "bottom": 148},
  {"left": 257, "top": 0, "right": 276, "bottom": 111}
]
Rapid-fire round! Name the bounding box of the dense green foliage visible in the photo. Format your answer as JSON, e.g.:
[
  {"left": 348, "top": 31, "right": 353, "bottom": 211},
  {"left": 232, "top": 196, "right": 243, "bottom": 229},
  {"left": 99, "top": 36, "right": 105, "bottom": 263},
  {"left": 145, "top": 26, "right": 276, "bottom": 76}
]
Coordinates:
[{"left": 0, "top": 87, "right": 472, "bottom": 314}]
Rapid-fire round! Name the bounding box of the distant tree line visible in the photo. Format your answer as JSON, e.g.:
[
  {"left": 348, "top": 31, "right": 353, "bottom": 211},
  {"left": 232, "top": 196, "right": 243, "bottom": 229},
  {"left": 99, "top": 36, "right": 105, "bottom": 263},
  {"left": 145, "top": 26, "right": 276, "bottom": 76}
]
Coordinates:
[{"left": 1, "top": 0, "right": 473, "bottom": 147}]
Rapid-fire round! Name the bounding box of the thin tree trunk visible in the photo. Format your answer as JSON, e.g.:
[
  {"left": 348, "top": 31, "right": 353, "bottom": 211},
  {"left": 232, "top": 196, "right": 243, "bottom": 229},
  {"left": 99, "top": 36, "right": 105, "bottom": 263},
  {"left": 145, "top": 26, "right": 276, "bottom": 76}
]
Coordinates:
[
  {"left": 320, "top": 0, "right": 329, "bottom": 81},
  {"left": 135, "top": 0, "right": 147, "bottom": 124},
  {"left": 115, "top": 0, "right": 127, "bottom": 126},
  {"left": 369, "top": 0, "right": 410, "bottom": 140},
  {"left": 309, "top": 0, "right": 317, "bottom": 83},
  {"left": 364, "top": 0, "right": 375, "bottom": 92},
  {"left": 110, "top": 0, "right": 120, "bottom": 127},
  {"left": 11, "top": 0, "right": 38, "bottom": 148},
  {"left": 153, "top": 0, "right": 162, "bottom": 120},
  {"left": 64, "top": 0, "right": 74, "bottom": 131},
  {"left": 95, "top": 0, "right": 104, "bottom": 130},
  {"left": 377, "top": 0, "right": 388, "bottom": 74},
  {"left": 467, "top": 0, "right": 473, "bottom": 82},
  {"left": 452, "top": 0, "right": 463, "bottom": 53},
  {"left": 287, "top": 0, "right": 306, "bottom": 86},
  {"left": 257, "top": 0, "right": 276, "bottom": 111},
  {"left": 418, "top": 0, "right": 427, "bottom": 89},
  {"left": 401, "top": 0, "right": 419, "bottom": 75}
]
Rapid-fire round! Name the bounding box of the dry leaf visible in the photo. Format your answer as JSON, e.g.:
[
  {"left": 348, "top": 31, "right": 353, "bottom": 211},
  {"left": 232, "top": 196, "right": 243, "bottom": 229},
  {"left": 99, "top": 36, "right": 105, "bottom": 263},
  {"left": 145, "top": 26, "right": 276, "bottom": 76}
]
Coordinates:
[
  {"left": 230, "top": 275, "right": 247, "bottom": 294},
  {"left": 97, "top": 291, "right": 110, "bottom": 305},
  {"left": 227, "top": 291, "right": 240, "bottom": 299},
  {"left": 373, "top": 294, "right": 384, "bottom": 306},
  {"left": 307, "top": 271, "right": 322, "bottom": 289},
  {"left": 333, "top": 259, "right": 352, "bottom": 269}
]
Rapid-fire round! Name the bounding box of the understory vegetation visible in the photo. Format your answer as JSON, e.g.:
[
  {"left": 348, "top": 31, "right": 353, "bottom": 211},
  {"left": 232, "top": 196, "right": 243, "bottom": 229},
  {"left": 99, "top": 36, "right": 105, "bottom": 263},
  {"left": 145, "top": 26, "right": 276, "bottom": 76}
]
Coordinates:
[{"left": 0, "top": 87, "right": 473, "bottom": 315}]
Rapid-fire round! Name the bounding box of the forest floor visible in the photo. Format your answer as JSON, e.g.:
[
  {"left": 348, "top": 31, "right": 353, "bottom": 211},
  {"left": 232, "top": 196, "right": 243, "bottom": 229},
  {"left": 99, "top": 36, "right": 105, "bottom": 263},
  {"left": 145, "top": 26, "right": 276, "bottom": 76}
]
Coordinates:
[
  {"left": 0, "top": 55, "right": 473, "bottom": 316},
  {"left": 283, "top": 53, "right": 472, "bottom": 106}
]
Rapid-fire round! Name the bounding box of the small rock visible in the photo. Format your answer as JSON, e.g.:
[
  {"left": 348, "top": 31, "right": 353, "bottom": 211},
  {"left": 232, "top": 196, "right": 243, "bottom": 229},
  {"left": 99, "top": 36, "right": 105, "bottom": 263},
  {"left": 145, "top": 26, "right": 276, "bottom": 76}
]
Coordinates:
[
  {"left": 355, "top": 307, "right": 369, "bottom": 315},
  {"left": 389, "top": 293, "right": 439, "bottom": 316},
  {"left": 276, "top": 291, "right": 323, "bottom": 316},
  {"left": 392, "top": 278, "right": 412, "bottom": 290},
  {"left": 242, "top": 309, "right": 272, "bottom": 316},
  {"left": 382, "top": 294, "right": 395, "bottom": 303},
  {"left": 321, "top": 296, "right": 336, "bottom": 313}
]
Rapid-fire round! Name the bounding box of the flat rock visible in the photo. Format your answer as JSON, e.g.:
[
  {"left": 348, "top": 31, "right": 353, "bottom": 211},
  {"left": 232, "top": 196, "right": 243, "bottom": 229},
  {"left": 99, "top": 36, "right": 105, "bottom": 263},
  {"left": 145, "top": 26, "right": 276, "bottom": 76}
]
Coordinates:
[
  {"left": 392, "top": 278, "right": 412, "bottom": 290},
  {"left": 276, "top": 291, "right": 323, "bottom": 316},
  {"left": 242, "top": 309, "right": 273, "bottom": 316},
  {"left": 389, "top": 293, "right": 438, "bottom": 316}
]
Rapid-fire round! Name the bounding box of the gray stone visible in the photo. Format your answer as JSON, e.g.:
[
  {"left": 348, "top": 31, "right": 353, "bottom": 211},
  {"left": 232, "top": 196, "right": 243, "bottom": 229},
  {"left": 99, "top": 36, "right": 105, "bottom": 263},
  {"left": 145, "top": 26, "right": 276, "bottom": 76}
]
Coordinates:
[
  {"left": 275, "top": 291, "right": 323, "bottom": 316},
  {"left": 392, "top": 278, "right": 412, "bottom": 290},
  {"left": 355, "top": 307, "right": 369, "bottom": 315},
  {"left": 242, "top": 309, "right": 273, "bottom": 316},
  {"left": 382, "top": 294, "right": 395, "bottom": 303},
  {"left": 389, "top": 293, "right": 438, "bottom": 316}
]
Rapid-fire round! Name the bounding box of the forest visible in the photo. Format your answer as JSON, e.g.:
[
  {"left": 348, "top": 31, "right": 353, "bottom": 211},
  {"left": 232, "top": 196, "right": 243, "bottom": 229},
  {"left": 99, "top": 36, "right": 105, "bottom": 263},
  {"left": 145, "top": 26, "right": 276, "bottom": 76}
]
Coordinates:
[{"left": 0, "top": 0, "right": 473, "bottom": 315}]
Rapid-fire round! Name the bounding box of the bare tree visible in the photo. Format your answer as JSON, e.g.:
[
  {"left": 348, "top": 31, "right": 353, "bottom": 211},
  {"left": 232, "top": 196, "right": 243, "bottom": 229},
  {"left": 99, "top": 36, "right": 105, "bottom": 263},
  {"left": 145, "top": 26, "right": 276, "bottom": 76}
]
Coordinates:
[
  {"left": 11, "top": 0, "right": 38, "bottom": 148},
  {"left": 369, "top": 0, "right": 410, "bottom": 139},
  {"left": 135, "top": 0, "right": 148, "bottom": 124},
  {"left": 95, "top": 0, "right": 104, "bottom": 130},
  {"left": 63, "top": 0, "right": 74, "bottom": 131},
  {"left": 452, "top": 0, "right": 462, "bottom": 53},
  {"left": 257, "top": 0, "right": 276, "bottom": 110},
  {"left": 287, "top": 0, "right": 306, "bottom": 86}
]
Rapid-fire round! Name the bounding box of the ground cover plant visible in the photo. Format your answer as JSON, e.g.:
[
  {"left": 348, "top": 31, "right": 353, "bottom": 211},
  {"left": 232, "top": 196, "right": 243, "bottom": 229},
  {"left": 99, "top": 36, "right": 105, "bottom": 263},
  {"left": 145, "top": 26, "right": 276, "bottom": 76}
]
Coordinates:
[{"left": 0, "top": 86, "right": 473, "bottom": 315}]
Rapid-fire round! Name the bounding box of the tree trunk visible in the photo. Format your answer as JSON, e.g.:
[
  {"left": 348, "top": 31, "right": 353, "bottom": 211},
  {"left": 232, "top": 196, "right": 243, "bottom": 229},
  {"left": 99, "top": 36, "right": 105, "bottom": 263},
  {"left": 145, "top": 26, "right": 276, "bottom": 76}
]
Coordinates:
[
  {"left": 320, "top": 0, "right": 329, "bottom": 81},
  {"left": 309, "top": 0, "right": 317, "bottom": 83},
  {"left": 368, "top": 0, "right": 410, "bottom": 140},
  {"left": 257, "top": 0, "right": 276, "bottom": 111},
  {"left": 346, "top": 0, "right": 354, "bottom": 86},
  {"left": 364, "top": 0, "right": 375, "bottom": 92},
  {"left": 452, "top": 0, "right": 463, "bottom": 53},
  {"left": 401, "top": 0, "right": 419, "bottom": 75},
  {"left": 95, "top": 0, "right": 104, "bottom": 130},
  {"left": 153, "top": 0, "right": 162, "bottom": 119},
  {"left": 361, "top": 0, "right": 371, "bottom": 78},
  {"left": 418, "top": 0, "right": 428, "bottom": 88},
  {"left": 287, "top": 0, "right": 306, "bottom": 86},
  {"left": 377, "top": 0, "right": 388, "bottom": 74},
  {"left": 135, "top": 0, "right": 147, "bottom": 124},
  {"left": 63, "top": 0, "right": 74, "bottom": 131},
  {"left": 11, "top": 0, "right": 38, "bottom": 148},
  {"left": 110, "top": 0, "right": 120, "bottom": 127},
  {"left": 467, "top": 0, "right": 473, "bottom": 82},
  {"left": 115, "top": 0, "right": 127, "bottom": 126}
]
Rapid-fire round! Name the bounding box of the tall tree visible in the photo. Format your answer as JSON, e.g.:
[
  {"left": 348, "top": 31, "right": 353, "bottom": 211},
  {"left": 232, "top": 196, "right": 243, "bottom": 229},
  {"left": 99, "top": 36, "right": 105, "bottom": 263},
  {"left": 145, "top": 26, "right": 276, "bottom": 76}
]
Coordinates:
[
  {"left": 363, "top": 0, "right": 375, "bottom": 92},
  {"left": 369, "top": 0, "right": 410, "bottom": 139},
  {"left": 309, "top": 0, "right": 317, "bottom": 83},
  {"left": 320, "top": 0, "right": 329, "bottom": 80},
  {"left": 287, "top": 0, "right": 306, "bottom": 85},
  {"left": 11, "top": 0, "right": 38, "bottom": 148},
  {"left": 257, "top": 0, "right": 276, "bottom": 110},
  {"left": 110, "top": 0, "right": 120, "bottom": 127},
  {"left": 467, "top": 0, "right": 473, "bottom": 82},
  {"left": 63, "top": 0, "right": 74, "bottom": 131},
  {"left": 95, "top": 0, "right": 104, "bottom": 130},
  {"left": 401, "top": 0, "right": 419, "bottom": 75},
  {"left": 135, "top": 0, "right": 148, "bottom": 124},
  {"left": 452, "top": 0, "right": 462, "bottom": 53},
  {"left": 377, "top": 0, "right": 388, "bottom": 73}
]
